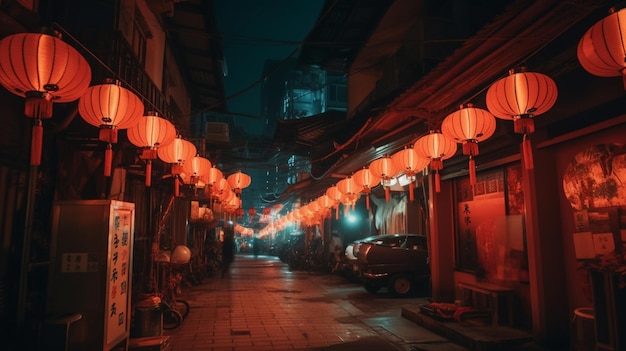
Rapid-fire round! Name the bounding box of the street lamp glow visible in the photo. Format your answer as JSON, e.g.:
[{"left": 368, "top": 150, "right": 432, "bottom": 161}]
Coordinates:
[{"left": 346, "top": 213, "right": 358, "bottom": 224}]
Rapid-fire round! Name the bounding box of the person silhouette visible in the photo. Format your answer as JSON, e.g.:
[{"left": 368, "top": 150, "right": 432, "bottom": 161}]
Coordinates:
[
  {"left": 252, "top": 236, "right": 261, "bottom": 258},
  {"left": 221, "top": 229, "right": 236, "bottom": 278},
  {"left": 329, "top": 230, "right": 343, "bottom": 272}
]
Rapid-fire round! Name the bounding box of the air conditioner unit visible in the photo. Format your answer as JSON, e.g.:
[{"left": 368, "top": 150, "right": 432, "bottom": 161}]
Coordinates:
[{"left": 205, "top": 122, "right": 229, "bottom": 143}]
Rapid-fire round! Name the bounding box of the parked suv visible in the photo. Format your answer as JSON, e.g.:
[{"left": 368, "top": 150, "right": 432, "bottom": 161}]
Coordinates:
[{"left": 355, "top": 233, "right": 430, "bottom": 296}]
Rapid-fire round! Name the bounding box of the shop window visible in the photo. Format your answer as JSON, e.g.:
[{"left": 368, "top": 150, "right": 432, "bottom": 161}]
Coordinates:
[{"left": 453, "top": 164, "right": 529, "bottom": 281}]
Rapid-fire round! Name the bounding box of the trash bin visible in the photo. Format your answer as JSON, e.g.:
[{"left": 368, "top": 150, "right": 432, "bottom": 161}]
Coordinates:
[
  {"left": 132, "top": 306, "right": 162, "bottom": 338},
  {"left": 572, "top": 307, "right": 595, "bottom": 351}
]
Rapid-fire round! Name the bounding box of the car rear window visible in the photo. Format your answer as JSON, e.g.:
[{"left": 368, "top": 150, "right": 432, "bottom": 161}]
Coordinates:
[
  {"left": 406, "top": 236, "right": 426, "bottom": 250},
  {"left": 372, "top": 235, "right": 426, "bottom": 249}
]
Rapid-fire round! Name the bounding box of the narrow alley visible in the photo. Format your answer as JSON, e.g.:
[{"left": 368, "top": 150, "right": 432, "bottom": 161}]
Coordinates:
[{"left": 157, "top": 254, "right": 453, "bottom": 351}]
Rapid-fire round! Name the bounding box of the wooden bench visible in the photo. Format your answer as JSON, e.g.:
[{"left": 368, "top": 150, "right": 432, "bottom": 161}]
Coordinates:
[{"left": 458, "top": 281, "right": 514, "bottom": 326}]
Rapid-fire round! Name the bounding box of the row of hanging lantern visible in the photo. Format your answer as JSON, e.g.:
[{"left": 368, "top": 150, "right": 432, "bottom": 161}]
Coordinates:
[
  {"left": 263, "top": 67, "right": 561, "bottom": 232},
  {"left": 4, "top": 4, "right": 620, "bottom": 233},
  {"left": 0, "top": 30, "right": 253, "bottom": 216},
  {"left": 233, "top": 5, "right": 624, "bottom": 239},
  {"left": 177, "top": 155, "right": 252, "bottom": 216}
]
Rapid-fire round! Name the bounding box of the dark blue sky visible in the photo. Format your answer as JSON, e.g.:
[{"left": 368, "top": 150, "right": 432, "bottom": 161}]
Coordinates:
[{"left": 215, "top": 0, "right": 324, "bottom": 135}]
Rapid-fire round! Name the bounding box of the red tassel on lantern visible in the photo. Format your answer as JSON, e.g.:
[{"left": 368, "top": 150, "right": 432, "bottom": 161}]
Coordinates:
[
  {"left": 30, "top": 121, "right": 43, "bottom": 166},
  {"left": 145, "top": 160, "right": 152, "bottom": 187},
  {"left": 522, "top": 137, "right": 534, "bottom": 170},
  {"left": 104, "top": 144, "right": 113, "bottom": 177},
  {"left": 468, "top": 156, "right": 476, "bottom": 185}
]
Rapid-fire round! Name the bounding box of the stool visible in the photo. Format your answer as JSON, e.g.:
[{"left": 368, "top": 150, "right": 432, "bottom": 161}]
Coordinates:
[
  {"left": 458, "top": 281, "right": 514, "bottom": 326},
  {"left": 571, "top": 307, "right": 595, "bottom": 351},
  {"left": 42, "top": 313, "right": 82, "bottom": 351}
]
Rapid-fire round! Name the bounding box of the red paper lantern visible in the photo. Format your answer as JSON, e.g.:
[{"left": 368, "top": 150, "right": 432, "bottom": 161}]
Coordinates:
[
  {"left": 183, "top": 155, "right": 212, "bottom": 183},
  {"left": 337, "top": 176, "right": 359, "bottom": 212},
  {"left": 486, "top": 68, "right": 557, "bottom": 170},
  {"left": 352, "top": 167, "right": 380, "bottom": 209},
  {"left": 577, "top": 7, "right": 626, "bottom": 89},
  {"left": 391, "top": 147, "right": 429, "bottom": 201},
  {"left": 157, "top": 136, "right": 197, "bottom": 171},
  {"left": 79, "top": 79, "right": 144, "bottom": 176},
  {"left": 326, "top": 185, "right": 343, "bottom": 219},
  {"left": 316, "top": 194, "right": 337, "bottom": 218},
  {"left": 370, "top": 155, "right": 400, "bottom": 201},
  {"left": 127, "top": 112, "right": 177, "bottom": 186},
  {"left": 0, "top": 31, "right": 92, "bottom": 165},
  {"left": 441, "top": 104, "right": 496, "bottom": 185},
  {"left": 202, "top": 165, "right": 223, "bottom": 198},
  {"left": 157, "top": 136, "right": 197, "bottom": 196},
  {"left": 413, "top": 131, "right": 457, "bottom": 193},
  {"left": 227, "top": 171, "right": 251, "bottom": 195}
]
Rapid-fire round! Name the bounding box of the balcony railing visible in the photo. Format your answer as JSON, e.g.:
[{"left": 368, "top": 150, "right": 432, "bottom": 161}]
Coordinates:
[{"left": 53, "top": 24, "right": 173, "bottom": 121}]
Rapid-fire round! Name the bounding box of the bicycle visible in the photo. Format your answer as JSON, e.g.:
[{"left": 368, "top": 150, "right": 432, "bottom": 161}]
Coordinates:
[{"left": 157, "top": 262, "right": 190, "bottom": 330}]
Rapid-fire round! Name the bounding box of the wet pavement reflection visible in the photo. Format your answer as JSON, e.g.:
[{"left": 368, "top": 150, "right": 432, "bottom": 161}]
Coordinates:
[{"left": 164, "top": 254, "right": 434, "bottom": 351}]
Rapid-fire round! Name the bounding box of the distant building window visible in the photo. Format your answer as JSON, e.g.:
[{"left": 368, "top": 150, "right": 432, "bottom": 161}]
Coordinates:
[
  {"left": 327, "top": 83, "right": 347, "bottom": 105},
  {"left": 132, "top": 8, "right": 148, "bottom": 65}
]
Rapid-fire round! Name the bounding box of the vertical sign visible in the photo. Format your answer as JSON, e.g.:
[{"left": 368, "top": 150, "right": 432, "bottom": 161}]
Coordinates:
[{"left": 106, "top": 208, "right": 132, "bottom": 345}]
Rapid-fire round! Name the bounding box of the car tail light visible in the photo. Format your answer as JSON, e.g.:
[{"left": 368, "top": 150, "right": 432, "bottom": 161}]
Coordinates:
[{"left": 360, "top": 245, "right": 372, "bottom": 263}]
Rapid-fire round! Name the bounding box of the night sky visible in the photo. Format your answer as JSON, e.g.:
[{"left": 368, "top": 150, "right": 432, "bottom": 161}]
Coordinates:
[{"left": 214, "top": 0, "right": 324, "bottom": 135}]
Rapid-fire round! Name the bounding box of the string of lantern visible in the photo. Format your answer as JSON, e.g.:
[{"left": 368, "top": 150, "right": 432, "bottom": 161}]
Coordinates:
[
  {"left": 13, "top": 1, "right": 618, "bottom": 237},
  {"left": 266, "top": 61, "right": 559, "bottom": 228},
  {"left": 254, "top": 6, "right": 626, "bottom": 240},
  {"left": 263, "top": 65, "right": 560, "bottom": 229}
]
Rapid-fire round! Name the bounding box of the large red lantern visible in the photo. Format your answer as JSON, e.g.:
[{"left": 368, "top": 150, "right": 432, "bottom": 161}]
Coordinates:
[
  {"left": 212, "top": 178, "right": 230, "bottom": 201},
  {"left": 157, "top": 136, "right": 196, "bottom": 196},
  {"left": 79, "top": 79, "right": 144, "bottom": 176},
  {"left": 182, "top": 155, "right": 212, "bottom": 185},
  {"left": 202, "top": 165, "right": 223, "bottom": 198},
  {"left": 577, "top": 7, "right": 626, "bottom": 89},
  {"left": 391, "top": 147, "right": 429, "bottom": 201},
  {"left": 326, "top": 185, "right": 343, "bottom": 219},
  {"left": 0, "top": 31, "right": 92, "bottom": 165},
  {"left": 370, "top": 155, "right": 400, "bottom": 202},
  {"left": 441, "top": 104, "right": 496, "bottom": 185},
  {"left": 352, "top": 167, "right": 380, "bottom": 209},
  {"left": 413, "top": 131, "right": 457, "bottom": 193},
  {"left": 227, "top": 171, "right": 251, "bottom": 195},
  {"left": 316, "top": 194, "right": 337, "bottom": 218},
  {"left": 486, "top": 68, "right": 557, "bottom": 170},
  {"left": 127, "top": 112, "right": 176, "bottom": 186},
  {"left": 337, "top": 176, "right": 359, "bottom": 212}
]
